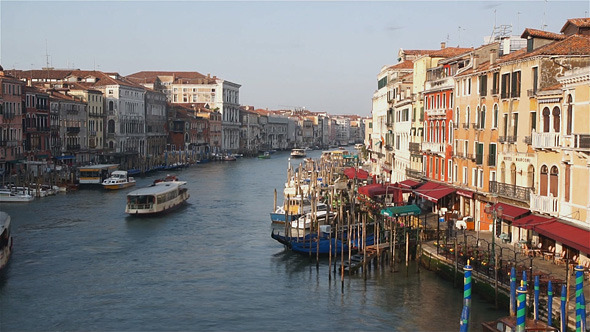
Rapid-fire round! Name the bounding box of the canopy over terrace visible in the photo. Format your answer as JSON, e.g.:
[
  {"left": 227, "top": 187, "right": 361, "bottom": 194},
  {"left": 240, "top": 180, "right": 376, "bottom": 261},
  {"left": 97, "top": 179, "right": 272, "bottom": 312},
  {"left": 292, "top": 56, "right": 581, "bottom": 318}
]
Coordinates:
[
  {"left": 343, "top": 167, "right": 369, "bottom": 180},
  {"left": 531, "top": 220, "right": 590, "bottom": 255},
  {"left": 358, "top": 183, "right": 403, "bottom": 204},
  {"left": 381, "top": 204, "right": 422, "bottom": 217},
  {"left": 414, "top": 181, "right": 456, "bottom": 203}
]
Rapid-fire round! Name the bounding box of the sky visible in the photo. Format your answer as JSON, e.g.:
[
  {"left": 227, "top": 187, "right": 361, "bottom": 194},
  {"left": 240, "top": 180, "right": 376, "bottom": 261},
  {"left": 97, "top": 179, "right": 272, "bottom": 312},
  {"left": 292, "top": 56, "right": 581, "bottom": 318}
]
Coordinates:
[{"left": 1, "top": 1, "right": 588, "bottom": 116}]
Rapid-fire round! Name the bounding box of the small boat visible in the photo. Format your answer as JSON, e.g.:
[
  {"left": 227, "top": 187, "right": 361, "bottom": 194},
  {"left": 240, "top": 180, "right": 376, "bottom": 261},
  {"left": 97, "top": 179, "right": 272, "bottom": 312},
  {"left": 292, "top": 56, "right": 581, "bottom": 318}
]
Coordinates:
[
  {"left": 271, "top": 230, "right": 375, "bottom": 256},
  {"left": 125, "top": 180, "right": 189, "bottom": 215},
  {"left": 102, "top": 170, "right": 136, "bottom": 190},
  {"left": 0, "top": 212, "right": 12, "bottom": 271},
  {"left": 290, "top": 210, "right": 336, "bottom": 229},
  {"left": 481, "top": 316, "right": 558, "bottom": 332},
  {"left": 223, "top": 154, "right": 237, "bottom": 161},
  {"left": 290, "top": 148, "right": 306, "bottom": 158},
  {"left": 153, "top": 174, "right": 179, "bottom": 185},
  {"left": 258, "top": 152, "right": 271, "bottom": 159},
  {"left": 0, "top": 189, "right": 34, "bottom": 203},
  {"left": 270, "top": 196, "right": 327, "bottom": 223}
]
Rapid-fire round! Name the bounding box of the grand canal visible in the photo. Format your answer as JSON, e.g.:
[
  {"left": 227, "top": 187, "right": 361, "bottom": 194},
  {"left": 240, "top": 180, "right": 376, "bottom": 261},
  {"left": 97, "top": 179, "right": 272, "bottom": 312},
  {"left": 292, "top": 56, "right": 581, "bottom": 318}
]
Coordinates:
[{"left": 0, "top": 151, "right": 502, "bottom": 331}]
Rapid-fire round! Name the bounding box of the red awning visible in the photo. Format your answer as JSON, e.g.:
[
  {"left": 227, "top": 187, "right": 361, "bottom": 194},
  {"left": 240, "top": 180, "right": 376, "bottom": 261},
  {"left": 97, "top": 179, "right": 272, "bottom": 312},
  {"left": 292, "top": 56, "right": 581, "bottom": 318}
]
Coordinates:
[
  {"left": 493, "top": 202, "right": 530, "bottom": 222},
  {"left": 456, "top": 189, "right": 474, "bottom": 199},
  {"left": 512, "top": 214, "right": 554, "bottom": 230},
  {"left": 358, "top": 183, "right": 402, "bottom": 200},
  {"left": 532, "top": 220, "right": 590, "bottom": 254},
  {"left": 399, "top": 179, "right": 422, "bottom": 189},
  {"left": 343, "top": 167, "right": 369, "bottom": 180},
  {"left": 415, "top": 181, "right": 456, "bottom": 203}
]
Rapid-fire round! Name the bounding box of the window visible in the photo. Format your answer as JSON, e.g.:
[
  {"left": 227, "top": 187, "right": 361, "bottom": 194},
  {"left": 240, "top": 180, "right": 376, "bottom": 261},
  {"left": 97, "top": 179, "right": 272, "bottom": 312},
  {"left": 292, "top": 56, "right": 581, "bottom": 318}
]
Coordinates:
[
  {"left": 552, "top": 107, "right": 560, "bottom": 133},
  {"left": 543, "top": 107, "right": 551, "bottom": 132},
  {"left": 488, "top": 143, "right": 496, "bottom": 166},
  {"left": 490, "top": 170, "right": 496, "bottom": 182},
  {"left": 441, "top": 122, "right": 446, "bottom": 143},
  {"left": 493, "top": 104, "right": 498, "bottom": 128},
  {"left": 454, "top": 164, "right": 458, "bottom": 182},
  {"left": 476, "top": 142, "right": 484, "bottom": 165},
  {"left": 501, "top": 73, "right": 510, "bottom": 99},
  {"left": 455, "top": 107, "right": 460, "bottom": 124},
  {"left": 441, "top": 160, "right": 445, "bottom": 181},
  {"left": 512, "top": 113, "right": 519, "bottom": 139},
  {"left": 448, "top": 160, "right": 453, "bottom": 182},
  {"left": 466, "top": 106, "right": 471, "bottom": 125},
  {"left": 480, "top": 105, "right": 486, "bottom": 129},
  {"left": 492, "top": 72, "right": 499, "bottom": 94},
  {"left": 463, "top": 166, "right": 468, "bottom": 185},
  {"left": 478, "top": 169, "right": 484, "bottom": 188},
  {"left": 532, "top": 67, "right": 538, "bottom": 95},
  {"left": 464, "top": 140, "right": 468, "bottom": 158},
  {"left": 449, "top": 121, "right": 454, "bottom": 142},
  {"left": 472, "top": 168, "right": 477, "bottom": 188},
  {"left": 479, "top": 74, "right": 487, "bottom": 96},
  {"left": 511, "top": 71, "right": 521, "bottom": 97},
  {"left": 566, "top": 95, "right": 573, "bottom": 135},
  {"left": 540, "top": 165, "right": 548, "bottom": 196},
  {"left": 550, "top": 166, "right": 559, "bottom": 197}
]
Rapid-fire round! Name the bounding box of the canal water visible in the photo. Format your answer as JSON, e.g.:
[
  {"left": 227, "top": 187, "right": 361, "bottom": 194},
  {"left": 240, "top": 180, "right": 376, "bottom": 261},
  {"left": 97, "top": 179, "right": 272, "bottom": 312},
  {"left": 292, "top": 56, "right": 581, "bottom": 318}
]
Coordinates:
[{"left": 0, "top": 150, "right": 502, "bottom": 331}]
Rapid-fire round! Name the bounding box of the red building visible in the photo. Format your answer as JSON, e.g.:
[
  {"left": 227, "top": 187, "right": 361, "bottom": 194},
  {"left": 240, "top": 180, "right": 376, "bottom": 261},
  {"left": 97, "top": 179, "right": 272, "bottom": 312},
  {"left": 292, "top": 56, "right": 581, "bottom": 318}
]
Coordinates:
[
  {"left": 0, "top": 67, "right": 25, "bottom": 175},
  {"left": 22, "top": 85, "right": 51, "bottom": 161}
]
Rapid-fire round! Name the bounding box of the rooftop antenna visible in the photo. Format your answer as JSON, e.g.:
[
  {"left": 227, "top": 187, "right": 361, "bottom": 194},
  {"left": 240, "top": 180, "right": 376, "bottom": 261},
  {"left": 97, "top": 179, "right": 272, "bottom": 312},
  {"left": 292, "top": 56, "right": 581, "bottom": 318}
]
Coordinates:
[
  {"left": 457, "top": 26, "right": 466, "bottom": 46},
  {"left": 516, "top": 11, "right": 521, "bottom": 34},
  {"left": 541, "top": 0, "right": 548, "bottom": 30}
]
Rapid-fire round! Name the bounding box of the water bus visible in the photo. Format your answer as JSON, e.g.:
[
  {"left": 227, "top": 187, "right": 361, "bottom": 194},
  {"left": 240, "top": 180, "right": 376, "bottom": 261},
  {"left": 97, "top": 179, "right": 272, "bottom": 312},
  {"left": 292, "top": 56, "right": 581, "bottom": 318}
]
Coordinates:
[
  {"left": 290, "top": 148, "right": 306, "bottom": 158},
  {"left": 0, "top": 212, "right": 12, "bottom": 270},
  {"left": 125, "top": 180, "right": 189, "bottom": 215}
]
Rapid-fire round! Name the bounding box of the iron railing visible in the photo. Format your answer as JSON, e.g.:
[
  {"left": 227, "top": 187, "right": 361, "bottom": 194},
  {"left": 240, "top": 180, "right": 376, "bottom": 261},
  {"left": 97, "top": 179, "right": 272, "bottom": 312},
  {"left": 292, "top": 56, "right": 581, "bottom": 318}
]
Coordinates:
[{"left": 489, "top": 180, "right": 532, "bottom": 203}]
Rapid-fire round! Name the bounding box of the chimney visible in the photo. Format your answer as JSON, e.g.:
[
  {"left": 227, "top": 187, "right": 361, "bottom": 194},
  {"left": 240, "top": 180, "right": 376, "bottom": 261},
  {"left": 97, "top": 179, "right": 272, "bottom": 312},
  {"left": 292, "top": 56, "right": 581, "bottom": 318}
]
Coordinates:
[
  {"left": 489, "top": 49, "right": 497, "bottom": 64},
  {"left": 472, "top": 56, "right": 478, "bottom": 69},
  {"left": 441, "top": 41, "right": 446, "bottom": 49}
]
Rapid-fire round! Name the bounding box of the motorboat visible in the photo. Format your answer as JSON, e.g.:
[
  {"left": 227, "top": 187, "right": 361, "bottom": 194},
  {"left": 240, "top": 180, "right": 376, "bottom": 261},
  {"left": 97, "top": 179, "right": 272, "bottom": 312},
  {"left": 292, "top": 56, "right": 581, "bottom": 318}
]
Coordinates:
[
  {"left": 0, "top": 189, "right": 34, "bottom": 203},
  {"left": 290, "top": 148, "right": 306, "bottom": 158},
  {"left": 258, "top": 151, "right": 271, "bottom": 159},
  {"left": 290, "top": 210, "right": 336, "bottom": 229},
  {"left": 0, "top": 212, "right": 12, "bottom": 271},
  {"left": 125, "top": 180, "right": 189, "bottom": 215},
  {"left": 481, "top": 316, "right": 558, "bottom": 332},
  {"left": 102, "top": 170, "right": 136, "bottom": 190}
]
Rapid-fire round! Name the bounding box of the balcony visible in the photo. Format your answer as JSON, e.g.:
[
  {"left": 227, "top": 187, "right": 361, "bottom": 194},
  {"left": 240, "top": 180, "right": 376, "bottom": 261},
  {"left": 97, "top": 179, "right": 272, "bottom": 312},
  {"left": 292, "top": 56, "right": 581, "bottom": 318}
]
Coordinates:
[
  {"left": 426, "top": 108, "right": 445, "bottom": 117},
  {"left": 530, "top": 193, "right": 559, "bottom": 215},
  {"left": 462, "top": 123, "right": 470, "bottom": 129},
  {"left": 532, "top": 132, "right": 560, "bottom": 150},
  {"left": 489, "top": 180, "right": 532, "bottom": 203},
  {"left": 66, "top": 144, "right": 81, "bottom": 151},
  {"left": 409, "top": 142, "right": 421, "bottom": 153},
  {"left": 471, "top": 123, "right": 478, "bottom": 129},
  {"left": 573, "top": 134, "right": 590, "bottom": 150},
  {"left": 421, "top": 141, "right": 444, "bottom": 154},
  {"left": 406, "top": 168, "right": 424, "bottom": 180},
  {"left": 66, "top": 127, "right": 81, "bottom": 134}
]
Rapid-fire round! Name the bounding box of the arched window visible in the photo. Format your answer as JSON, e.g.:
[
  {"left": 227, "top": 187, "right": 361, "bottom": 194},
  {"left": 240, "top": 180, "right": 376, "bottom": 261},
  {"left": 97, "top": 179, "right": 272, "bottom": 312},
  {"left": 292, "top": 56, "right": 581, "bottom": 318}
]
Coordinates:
[
  {"left": 108, "top": 100, "right": 114, "bottom": 111},
  {"left": 540, "top": 165, "right": 548, "bottom": 196},
  {"left": 510, "top": 163, "right": 517, "bottom": 185},
  {"left": 455, "top": 107, "right": 460, "bottom": 124},
  {"left": 481, "top": 105, "right": 486, "bottom": 129},
  {"left": 493, "top": 104, "right": 499, "bottom": 128},
  {"left": 435, "top": 122, "right": 439, "bottom": 142},
  {"left": 441, "top": 121, "right": 446, "bottom": 143},
  {"left": 449, "top": 121, "right": 454, "bottom": 142},
  {"left": 549, "top": 166, "right": 559, "bottom": 197},
  {"left": 429, "top": 121, "right": 434, "bottom": 142},
  {"left": 466, "top": 106, "right": 471, "bottom": 126},
  {"left": 552, "top": 107, "right": 560, "bottom": 133},
  {"left": 476, "top": 105, "right": 480, "bottom": 128},
  {"left": 566, "top": 95, "right": 573, "bottom": 135},
  {"left": 543, "top": 107, "right": 550, "bottom": 133},
  {"left": 527, "top": 165, "right": 535, "bottom": 189},
  {"left": 107, "top": 119, "right": 115, "bottom": 134}
]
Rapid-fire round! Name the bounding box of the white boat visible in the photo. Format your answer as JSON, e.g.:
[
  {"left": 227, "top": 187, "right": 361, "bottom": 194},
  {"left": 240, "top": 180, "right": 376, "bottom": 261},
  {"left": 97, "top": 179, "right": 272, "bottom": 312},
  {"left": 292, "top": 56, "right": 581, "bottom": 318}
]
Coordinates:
[
  {"left": 0, "top": 189, "right": 34, "bottom": 203},
  {"left": 0, "top": 212, "right": 12, "bottom": 271},
  {"left": 125, "top": 180, "right": 189, "bottom": 215},
  {"left": 102, "top": 170, "right": 136, "bottom": 190},
  {"left": 291, "top": 210, "right": 336, "bottom": 229},
  {"left": 290, "top": 148, "right": 306, "bottom": 158}
]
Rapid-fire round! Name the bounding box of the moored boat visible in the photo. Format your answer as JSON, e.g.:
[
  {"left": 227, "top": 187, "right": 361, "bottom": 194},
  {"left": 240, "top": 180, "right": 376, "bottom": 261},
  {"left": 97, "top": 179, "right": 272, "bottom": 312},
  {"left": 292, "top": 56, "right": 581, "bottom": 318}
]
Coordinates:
[
  {"left": 125, "top": 180, "right": 189, "bottom": 215},
  {"left": 290, "top": 210, "right": 336, "bottom": 229},
  {"left": 102, "top": 170, "right": 136, "bottom": 190},
  {"left": 258, "top": 151, "right": 271, "bottom": 159},
  {"left": 0, "top": 212, "right": 12, "bottom": 271},
  {"left": 0, "top": 189, "right": 34, "bottom": 203},
  {"left": 290, "top": 148, "right": 306, "bottom": 158},
  {"left": 481, "top": 316, "right": 558, "bottom": 332}
]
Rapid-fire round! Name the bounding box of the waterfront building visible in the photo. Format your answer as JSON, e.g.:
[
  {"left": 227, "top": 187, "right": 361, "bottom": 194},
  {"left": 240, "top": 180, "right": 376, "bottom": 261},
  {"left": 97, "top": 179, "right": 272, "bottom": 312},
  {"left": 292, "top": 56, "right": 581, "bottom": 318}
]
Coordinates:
[
  {"left": 127, "top": 71, "right": 241, "bottom": 153},
  {"left": 334, "top": 116, "right": 351, "bottom": 146},
  {"left": 196, "top": 109, "right": 222, "bottom": 155},
  {"left": 66, "top": 83, "right": 106, "bottom": 160},
  {"left": 22, "top": 86, "right": 51, "bottom": 162},
  {"left": 144, "top": 88, "right": 168, "bottom": 168},
  {"left": 47, "top": 90, "right": 89, "bottom": 164},
  {"left": 239, "top": 107, "right": 262, "bottom": 154},
  {"left": 371, "top": 65, "right": 392, "bottom": 181},
  {"left": 0, "top": 68, "right": 25, "bottom": 176}
]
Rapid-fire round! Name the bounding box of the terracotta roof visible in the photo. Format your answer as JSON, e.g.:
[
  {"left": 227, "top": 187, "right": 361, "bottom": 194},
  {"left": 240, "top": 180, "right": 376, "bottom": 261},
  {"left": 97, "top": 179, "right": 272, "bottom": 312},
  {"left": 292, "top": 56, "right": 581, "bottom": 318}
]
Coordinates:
[
  {"left": 126, "top": 71, "right": 217, "bottom": 84},
  {"left": 387, "top": 61, "right": 414, "bottom": 70},
  {"left": 10, "top": 69, "right": 73, "bottom": 80},
  {"left": 428, "top": 47, "right": 473, "bottom": 58},
  {"left": 494, "top": 34, "right": 590, "bottom": 65},
  {"left": 561, "top": 18, "right": 590, "bottom": 33},
  {"left": 521, "top": 28, "right": 566, "bottom": 40}
]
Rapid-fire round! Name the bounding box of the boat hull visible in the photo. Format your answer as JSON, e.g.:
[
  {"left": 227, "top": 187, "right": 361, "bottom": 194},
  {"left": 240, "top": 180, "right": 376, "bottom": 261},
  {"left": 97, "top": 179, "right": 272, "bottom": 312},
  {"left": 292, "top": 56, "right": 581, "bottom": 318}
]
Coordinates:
[
  {"left": 270, "top": 212, "right": 301, "bottom": 223},
  {"left": 102, "top": 181, "right": 136, "bottom": 190}
]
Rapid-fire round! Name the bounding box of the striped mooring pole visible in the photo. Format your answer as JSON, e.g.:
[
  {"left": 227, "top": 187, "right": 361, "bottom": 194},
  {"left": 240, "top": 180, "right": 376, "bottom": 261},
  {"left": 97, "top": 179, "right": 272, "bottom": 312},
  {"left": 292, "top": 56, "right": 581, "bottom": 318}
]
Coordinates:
[
  {"left": 574, "top": 264, "right": 584, "bottom": 332},
  {"left": 459, "top": 262, "right": 472, "bottom": 332},
  {"left": 561, "top": 284, "right": 567, "bottom": 332},
  {"left": 547, "top": 280, "right": 553, "bottom": 327},
  {"left": 516, "top": 280, "right": 527, "bottom": 332},
  {"left": 534, "top": 275, "right": 540, "bottom": 321},
  {"left": 510, "top": 266, "right": 517, "bottom": 317}
]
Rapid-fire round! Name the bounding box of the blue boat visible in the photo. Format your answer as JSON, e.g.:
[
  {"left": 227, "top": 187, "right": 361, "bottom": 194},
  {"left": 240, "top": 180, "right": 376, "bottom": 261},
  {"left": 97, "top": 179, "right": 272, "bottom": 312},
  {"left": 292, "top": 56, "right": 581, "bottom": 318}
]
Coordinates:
[{"left": 271, "top": 230, "right": 375, "bottom": 256}]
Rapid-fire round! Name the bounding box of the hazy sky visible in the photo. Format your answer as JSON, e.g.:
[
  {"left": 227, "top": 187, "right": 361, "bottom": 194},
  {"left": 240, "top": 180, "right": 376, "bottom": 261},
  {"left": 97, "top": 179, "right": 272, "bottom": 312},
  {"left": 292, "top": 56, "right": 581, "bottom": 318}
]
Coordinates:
[{"left": 1, "top": 1, "right": 588, "bottom": 116}]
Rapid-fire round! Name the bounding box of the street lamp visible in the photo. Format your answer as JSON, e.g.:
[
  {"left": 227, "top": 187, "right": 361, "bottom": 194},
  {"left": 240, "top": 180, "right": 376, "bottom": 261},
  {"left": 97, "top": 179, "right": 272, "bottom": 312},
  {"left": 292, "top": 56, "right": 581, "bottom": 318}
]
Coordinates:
[{"left": 484, "top": 203, "right": 503, "bottom": 266}]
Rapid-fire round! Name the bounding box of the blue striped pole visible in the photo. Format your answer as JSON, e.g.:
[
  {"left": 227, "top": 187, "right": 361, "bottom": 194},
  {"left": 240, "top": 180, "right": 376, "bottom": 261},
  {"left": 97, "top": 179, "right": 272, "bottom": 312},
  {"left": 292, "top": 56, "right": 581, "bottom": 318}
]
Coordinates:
[
  {"left": 522, "top": 270, "right": 527, "bottom": 290},
  {"left": 581, "top": 292, "right": 586, "bottom": 332},
  {"left": 459, "top": 262, "right": 472, "bottom": 332},
  {"left": 510, "top": 266, "right": 517, "bottom": 316},
  {"left": 534, "top": 275, "right": 540, "bottom": 320},
  {"left": 574, "top": 264, "right": 585, "bottom": 332},
  {"left": 516, "top": 280, "right": 527, "bottom": 332},
  {"left": 547, "top": 280, "right": 553, "bottom": 327},
  {"left": 561, "top": 284, "right": 567, "bottom": 332}
]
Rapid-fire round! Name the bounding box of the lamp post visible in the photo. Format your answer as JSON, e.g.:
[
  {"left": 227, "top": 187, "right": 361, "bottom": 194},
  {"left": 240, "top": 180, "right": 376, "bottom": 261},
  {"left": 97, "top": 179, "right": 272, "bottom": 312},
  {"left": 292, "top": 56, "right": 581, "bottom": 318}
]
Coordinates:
[{"left": 485, "top": 203, "right": 503, "bottom": 266}]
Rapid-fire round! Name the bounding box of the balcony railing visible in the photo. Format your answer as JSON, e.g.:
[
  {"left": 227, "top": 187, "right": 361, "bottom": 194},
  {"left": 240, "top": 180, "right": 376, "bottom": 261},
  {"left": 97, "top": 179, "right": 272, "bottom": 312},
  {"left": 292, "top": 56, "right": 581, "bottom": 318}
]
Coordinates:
[
  {"left": 530, "top": 193, "right": 559, "bottom": 215},
  {"left": 532, "top": 132, "right": 560, "bottom": 150},
  {"left": 573, "top": 134, "right": 590, "bottom": 150},
  {"left": 421, "top": 141, "right": 444, "bottom": 154},
  {"left": 406, "top": 168, "right": 424, "bottom": 180},
  {"left": 466, "top": 153, "right": 476, "bottom": 162},
  {"left": 489, "top": 180, "right": 532, "bottom": 203},
  {"left": 506, "top": 136, "right": 516, "bottom": 144},
  {"left": 409, "top": 142, "right": 421, "bottom": 153},
  {"left": 527, "top": 89, "right": 537, "bottom": 98}
]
